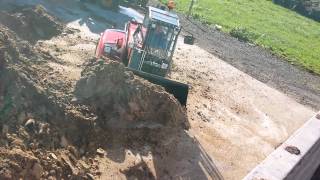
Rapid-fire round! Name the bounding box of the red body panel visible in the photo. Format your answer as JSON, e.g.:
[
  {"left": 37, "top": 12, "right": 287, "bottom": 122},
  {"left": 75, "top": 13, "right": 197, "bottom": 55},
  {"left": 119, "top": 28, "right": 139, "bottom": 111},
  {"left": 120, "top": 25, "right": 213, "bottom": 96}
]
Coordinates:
[
  {"left": 95, "top": 29, "right": 126, "bottom": 58},
  {"left": 95, "top": 21, "right": 147, "bottom": 62}
]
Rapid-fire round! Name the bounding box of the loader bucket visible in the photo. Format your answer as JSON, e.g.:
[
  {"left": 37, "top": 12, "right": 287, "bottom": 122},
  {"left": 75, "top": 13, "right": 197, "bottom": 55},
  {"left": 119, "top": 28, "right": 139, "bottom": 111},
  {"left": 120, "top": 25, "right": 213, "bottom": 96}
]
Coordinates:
[{"left": 128, "top": 68, "right": 189, "bottom": 106}]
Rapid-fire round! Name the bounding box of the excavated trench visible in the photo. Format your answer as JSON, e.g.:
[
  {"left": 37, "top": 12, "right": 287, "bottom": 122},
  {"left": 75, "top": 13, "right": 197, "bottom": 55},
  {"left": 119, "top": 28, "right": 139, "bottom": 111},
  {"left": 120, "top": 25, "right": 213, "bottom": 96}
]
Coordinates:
[{"left": 0, "top": 5, "right": 188, "bottom": 179}]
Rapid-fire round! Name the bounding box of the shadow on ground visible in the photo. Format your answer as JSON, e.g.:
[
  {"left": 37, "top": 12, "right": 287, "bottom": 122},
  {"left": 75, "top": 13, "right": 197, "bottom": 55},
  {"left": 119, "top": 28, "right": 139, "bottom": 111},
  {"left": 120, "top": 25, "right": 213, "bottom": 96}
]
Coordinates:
[{"left": 105, "top": 129, "right": 224, "bottom": 180}]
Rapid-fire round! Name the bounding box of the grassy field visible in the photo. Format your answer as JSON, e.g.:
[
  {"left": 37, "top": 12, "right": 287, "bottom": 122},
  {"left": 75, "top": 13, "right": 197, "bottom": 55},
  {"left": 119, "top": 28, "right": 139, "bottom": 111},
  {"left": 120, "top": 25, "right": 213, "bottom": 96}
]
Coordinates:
[{"left": 175, "top": 0, "right": 320, "bottom": 74}]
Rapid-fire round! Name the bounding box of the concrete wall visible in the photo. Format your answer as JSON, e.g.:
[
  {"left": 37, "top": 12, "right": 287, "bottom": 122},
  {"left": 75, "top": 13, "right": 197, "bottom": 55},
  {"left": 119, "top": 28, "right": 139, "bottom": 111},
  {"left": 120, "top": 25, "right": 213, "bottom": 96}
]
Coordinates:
[{"left": 244, "top": 112, "right": 320, "bottom": 180}]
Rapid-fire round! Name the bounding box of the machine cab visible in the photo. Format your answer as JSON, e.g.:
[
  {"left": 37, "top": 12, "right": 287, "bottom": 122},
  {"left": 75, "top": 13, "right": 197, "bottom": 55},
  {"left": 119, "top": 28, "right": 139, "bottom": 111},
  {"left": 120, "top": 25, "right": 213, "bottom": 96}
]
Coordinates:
[{"left": 128, "top": 7, "right": 181, "bottom": 77}]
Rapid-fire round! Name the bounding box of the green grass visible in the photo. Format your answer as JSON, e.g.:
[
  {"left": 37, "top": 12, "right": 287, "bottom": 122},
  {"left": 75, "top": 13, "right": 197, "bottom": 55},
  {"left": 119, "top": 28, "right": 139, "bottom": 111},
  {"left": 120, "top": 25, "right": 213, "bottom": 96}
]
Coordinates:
[{"left": 175, "top": 0, "right": 320, "bottom": 74}]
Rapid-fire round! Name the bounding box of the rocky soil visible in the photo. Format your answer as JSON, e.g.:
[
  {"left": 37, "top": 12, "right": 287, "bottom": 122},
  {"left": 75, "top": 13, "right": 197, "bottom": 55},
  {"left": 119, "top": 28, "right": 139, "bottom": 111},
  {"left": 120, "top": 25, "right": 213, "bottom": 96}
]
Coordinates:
[
  {"left": 0, "top": 5, "right": 188, "bottom": 180},
  {"left": 75, "top": 60, "right": 188, "bottom": 130}
]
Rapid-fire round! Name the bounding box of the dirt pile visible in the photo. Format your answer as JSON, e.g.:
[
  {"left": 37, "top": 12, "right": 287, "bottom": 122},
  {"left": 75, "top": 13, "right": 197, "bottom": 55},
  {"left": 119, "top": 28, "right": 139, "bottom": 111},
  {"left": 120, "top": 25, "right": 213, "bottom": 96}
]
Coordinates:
[
  {"left": 0, "top": 5, "right": 63, "bottom": 43},
  {"left": 0, "top": 5, "right": 189, "bottom": 179},
  {"left": 0, "top": 21, "right": 94, "bottom": 179},
  {"left": 0, "top": 147, "right": 40, "bottom": 179},
  {"left": 75, "top": 60, "right": 189, "bottom": 130},
  {"left": 0, "top": 25, "right": 45, "bottom": 121}
]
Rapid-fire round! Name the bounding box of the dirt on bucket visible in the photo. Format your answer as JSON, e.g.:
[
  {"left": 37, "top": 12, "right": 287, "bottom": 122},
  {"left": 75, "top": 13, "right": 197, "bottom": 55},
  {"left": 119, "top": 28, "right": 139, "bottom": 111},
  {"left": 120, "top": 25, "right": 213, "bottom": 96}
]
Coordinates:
[{"left": 75, "top": 59, "right": 189, "bottom": 130}]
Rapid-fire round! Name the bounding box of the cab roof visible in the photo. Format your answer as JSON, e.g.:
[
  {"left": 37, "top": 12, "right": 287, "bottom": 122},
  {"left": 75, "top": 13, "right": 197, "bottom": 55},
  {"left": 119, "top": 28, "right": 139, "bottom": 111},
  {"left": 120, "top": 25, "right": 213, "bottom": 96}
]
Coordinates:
[{"left": 148, "top": 6, "right": 180, "bottom": 27}]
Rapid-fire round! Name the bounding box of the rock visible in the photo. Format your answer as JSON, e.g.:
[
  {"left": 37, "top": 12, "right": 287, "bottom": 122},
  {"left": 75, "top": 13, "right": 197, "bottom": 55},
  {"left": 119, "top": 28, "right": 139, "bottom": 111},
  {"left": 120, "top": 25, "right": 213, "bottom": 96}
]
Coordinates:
[
  {"left": 213, "top": 24, "right": 222, "bottom": 31},
  {"left": 79, "top": 161, "right": 90, "bottom": 170},
  {"left": 49, "top": 153, "right": 58, "bottom": 160},
  {"left": 31, "top": 162, "right": 43, "bottom": 180},
  {"left": 38, "top": 123, "right": 49, "bottom": 134},
  {"left": 47, "top": 176, "right": 57, "bottom": 180},
  {"left": 96, "top": 148, "right": 105, "bottom": 156},
  {"left": 86, "top": 173, "right": 95, "bottom": 180},
  {"left": 18, "top": 127, "right": 30, "bottom": 139},
  {"left": 25, "top": 119, "right": 36, "bottom": 131},
  {"left": 11, "top": 138, "right": 25, "bottom": 149},
  {"left": 71, "top": 97, "right": 78, "bottom": 103},
  {"left": 61, "top": 155, "right": 78, "bottom": 175},
  {"left": 88, "top": 158, "right": 94, "bottom": 164},
  {"left": 285, "top": 145, "right": 301, "bottom": 155},
  {"left": 49, "top": 169, "right": 56, "bottom": 176}
]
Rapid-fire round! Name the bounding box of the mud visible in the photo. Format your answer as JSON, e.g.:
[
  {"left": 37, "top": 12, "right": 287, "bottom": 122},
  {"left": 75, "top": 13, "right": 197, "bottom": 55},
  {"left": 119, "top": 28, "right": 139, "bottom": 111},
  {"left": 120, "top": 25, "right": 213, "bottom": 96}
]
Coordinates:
[{"left": 0, "top": 5, "right": 188, "bottom": 179}]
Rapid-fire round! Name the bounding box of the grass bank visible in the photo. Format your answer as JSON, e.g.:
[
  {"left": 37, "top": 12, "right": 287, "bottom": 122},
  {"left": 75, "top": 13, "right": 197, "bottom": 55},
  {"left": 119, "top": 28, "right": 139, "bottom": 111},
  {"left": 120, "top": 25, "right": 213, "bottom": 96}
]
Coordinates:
[{"left": 175, "top": 0, "right": 320, "bottom": 74}]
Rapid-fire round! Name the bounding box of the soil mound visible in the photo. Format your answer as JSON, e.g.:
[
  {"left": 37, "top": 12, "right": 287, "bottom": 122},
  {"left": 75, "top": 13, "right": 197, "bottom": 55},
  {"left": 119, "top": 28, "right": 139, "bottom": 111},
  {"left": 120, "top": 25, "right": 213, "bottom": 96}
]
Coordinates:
[
  {"left": 0, "top": 24, "right": 89, "bottom": 179},
  {"left": 0, "top": 5, "right": 63, "bottom": 43},
  {"left": 75, "top": 60, "right": 189, "bottom": 130}
]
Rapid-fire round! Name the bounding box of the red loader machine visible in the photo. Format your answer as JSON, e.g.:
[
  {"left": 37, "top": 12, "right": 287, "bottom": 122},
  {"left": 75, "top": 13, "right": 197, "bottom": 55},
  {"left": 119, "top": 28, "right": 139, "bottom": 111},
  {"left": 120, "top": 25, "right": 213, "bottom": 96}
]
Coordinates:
[{"left": 96, "top": 6, "right": 188, "bottom": 105}]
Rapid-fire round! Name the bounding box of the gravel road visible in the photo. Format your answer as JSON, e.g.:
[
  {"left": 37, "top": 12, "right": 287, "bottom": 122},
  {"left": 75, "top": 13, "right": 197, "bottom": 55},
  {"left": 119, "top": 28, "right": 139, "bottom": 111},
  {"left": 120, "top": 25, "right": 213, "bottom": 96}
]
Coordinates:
[{"left": 179, "top": 15, "right": 320, "bottom": 110}]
